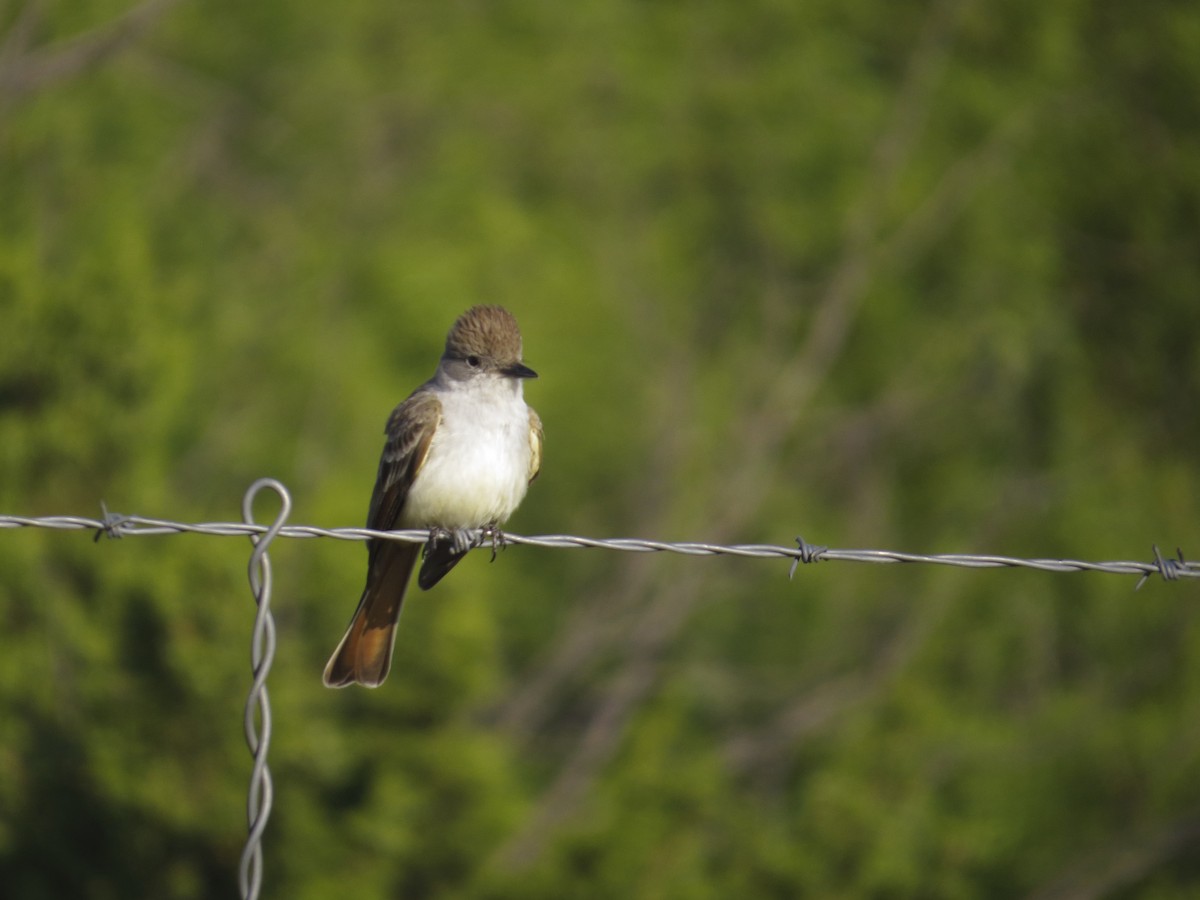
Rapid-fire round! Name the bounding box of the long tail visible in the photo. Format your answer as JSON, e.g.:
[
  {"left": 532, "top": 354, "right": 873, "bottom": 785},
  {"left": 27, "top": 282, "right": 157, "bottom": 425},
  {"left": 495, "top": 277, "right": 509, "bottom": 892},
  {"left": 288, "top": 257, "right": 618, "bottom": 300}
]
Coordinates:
[{"left": 323, "top": 542, "right": 420, "bottom": 688}]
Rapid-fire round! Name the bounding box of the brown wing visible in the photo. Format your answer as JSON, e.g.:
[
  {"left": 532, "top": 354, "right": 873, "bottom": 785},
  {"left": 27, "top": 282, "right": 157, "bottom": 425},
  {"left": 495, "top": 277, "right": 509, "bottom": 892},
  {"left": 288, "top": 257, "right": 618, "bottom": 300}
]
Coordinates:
[
  {"left": 527, "top": 406, "right": 544, "bottom": 483},
  {"left": 365, "top": 389, "right": 442, "bottom": 567}
]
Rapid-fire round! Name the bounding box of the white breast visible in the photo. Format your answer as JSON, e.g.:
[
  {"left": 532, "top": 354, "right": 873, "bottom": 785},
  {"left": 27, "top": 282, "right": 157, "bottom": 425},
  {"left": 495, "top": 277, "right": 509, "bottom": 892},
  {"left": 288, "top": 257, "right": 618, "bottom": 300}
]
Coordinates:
[{"left": 401, "top": 379, "right": 533, "bottom": 528}]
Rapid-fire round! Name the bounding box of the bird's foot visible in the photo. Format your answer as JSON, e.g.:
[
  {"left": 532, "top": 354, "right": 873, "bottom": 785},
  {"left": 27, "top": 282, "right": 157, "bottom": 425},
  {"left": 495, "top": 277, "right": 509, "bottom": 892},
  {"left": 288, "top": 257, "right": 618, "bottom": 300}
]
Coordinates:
[{"left": 480, "top": 524, "right": 506, "bottom": 562}]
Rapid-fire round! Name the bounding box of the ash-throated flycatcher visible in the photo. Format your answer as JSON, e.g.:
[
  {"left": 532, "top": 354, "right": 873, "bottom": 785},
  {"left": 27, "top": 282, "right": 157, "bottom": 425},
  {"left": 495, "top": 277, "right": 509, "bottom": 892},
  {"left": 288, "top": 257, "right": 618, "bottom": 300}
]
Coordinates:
[{"left": 323, "top": 305, "right": 543, "bottom": 688}]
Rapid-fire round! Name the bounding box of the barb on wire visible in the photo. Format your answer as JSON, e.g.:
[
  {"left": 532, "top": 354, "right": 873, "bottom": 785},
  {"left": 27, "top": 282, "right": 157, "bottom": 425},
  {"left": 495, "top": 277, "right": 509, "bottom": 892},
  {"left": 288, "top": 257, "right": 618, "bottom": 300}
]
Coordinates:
[
  {"left": 1137, "top": 545, "right": 1189, "bottom": 591},
  {"left": 237, "top": 478, "right": 292, "bottom": 900},
  {"left": 92, "top": 500, "right": 131, "bottom": 542},
  {"left": 0, "top": 509, "right": 1197, "bottom": 588},
  {"left": 789, "top": 535, "right": 829, "bottom": 577}
]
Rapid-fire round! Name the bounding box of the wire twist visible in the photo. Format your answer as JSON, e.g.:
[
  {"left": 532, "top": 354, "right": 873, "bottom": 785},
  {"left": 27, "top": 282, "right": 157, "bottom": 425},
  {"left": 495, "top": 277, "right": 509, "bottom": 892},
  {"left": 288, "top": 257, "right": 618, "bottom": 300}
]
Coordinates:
[{"left": 237, "top": 478, "right": 291, "bottom": 900}]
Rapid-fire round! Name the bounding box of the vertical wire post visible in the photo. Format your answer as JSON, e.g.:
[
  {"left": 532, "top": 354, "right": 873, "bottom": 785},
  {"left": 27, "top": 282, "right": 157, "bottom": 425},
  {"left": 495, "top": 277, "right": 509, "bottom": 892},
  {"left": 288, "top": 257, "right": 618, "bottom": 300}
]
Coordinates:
[{"left": 238, "top": 478, "right": 292, "bottom": 900}]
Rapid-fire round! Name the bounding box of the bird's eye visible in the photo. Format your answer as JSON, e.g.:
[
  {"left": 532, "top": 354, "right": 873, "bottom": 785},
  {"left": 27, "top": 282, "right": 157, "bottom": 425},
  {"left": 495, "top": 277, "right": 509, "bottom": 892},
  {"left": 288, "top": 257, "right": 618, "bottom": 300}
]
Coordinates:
[{"left": 466, "top": 355, "right": 481, "bottom": 368}]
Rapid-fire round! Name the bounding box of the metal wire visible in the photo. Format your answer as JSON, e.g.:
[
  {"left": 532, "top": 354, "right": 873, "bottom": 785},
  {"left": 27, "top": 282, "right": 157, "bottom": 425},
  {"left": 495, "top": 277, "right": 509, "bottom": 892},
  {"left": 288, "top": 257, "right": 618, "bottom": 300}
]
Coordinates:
[
  {"left": 237, "top": 478, "right": 292, "bottom": 900},
  {"left": 2, "top": 511, "right": 1197, "bottom": 586}
]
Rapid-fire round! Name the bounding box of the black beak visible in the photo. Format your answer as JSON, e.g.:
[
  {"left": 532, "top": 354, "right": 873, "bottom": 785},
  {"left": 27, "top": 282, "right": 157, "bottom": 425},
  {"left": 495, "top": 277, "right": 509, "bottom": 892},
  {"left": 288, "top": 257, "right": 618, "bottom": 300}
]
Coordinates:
[{"left": 506, "top": 362, "right": 538, "bottom": 379}]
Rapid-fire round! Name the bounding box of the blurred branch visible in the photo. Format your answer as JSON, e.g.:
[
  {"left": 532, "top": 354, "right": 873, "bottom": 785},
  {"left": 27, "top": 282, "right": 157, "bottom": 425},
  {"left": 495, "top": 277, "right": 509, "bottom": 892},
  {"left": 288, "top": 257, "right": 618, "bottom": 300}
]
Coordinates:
[
  {"left": 1024, "top": 812, "right": 1200, "bottom": 900},
  {"left": 723, "top": 580, "right": 953, "bottom": 778},
  {"left": 489, "top": 550, "right": 659, "bottom": 735},
  {"left": 0, "top": 0, "right": 184, "bottom": 108},
  {"left": 762, "top": 0, "right": 957, "bottom": 396},
  {"left": 494, "top": 564, "right": 715, "bottom": 868},
  {"left": 489, "top": 561, "right": 710, "bottom": 870},
  {"left": 0, "top": 0, "right": 42, "bottom": 83},
  {"left": 878, "top": 101, "right": 1045, "bottom": 269}
]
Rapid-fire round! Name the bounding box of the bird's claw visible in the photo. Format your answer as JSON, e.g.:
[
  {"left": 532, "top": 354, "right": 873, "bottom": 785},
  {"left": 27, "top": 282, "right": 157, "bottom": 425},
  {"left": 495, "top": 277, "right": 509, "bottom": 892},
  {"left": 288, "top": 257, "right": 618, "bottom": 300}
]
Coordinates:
[
  {"left": 481, "top": 524, "right": 506, "bottom": 562},
  {"left": 424, "top": 525, "right": 505, "bottom": 561}
]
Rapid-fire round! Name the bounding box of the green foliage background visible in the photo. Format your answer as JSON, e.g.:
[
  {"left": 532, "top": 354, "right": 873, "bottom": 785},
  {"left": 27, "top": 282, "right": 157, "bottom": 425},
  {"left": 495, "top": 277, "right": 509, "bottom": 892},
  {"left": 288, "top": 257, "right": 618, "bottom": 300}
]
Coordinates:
[{"left": 3, "top": 0, "right": 1199, "bottom": 897}]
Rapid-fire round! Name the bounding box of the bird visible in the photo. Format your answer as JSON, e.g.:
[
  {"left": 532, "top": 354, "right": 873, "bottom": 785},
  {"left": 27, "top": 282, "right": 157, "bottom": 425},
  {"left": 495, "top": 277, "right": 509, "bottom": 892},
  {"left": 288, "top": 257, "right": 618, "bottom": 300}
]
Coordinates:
[{"left": 323, "top": 305, "right": 543, "bottom": 688}]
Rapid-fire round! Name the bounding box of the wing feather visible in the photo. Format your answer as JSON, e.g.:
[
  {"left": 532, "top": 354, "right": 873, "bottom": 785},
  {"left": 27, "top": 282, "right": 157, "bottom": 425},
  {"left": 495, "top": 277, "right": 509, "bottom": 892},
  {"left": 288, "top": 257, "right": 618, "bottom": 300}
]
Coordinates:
[
  {"left": 366, "top": 390, "right": 442, "bottom": 567},
  {"left": 527, "top": 406, "right": 544, "bottom": 483}
]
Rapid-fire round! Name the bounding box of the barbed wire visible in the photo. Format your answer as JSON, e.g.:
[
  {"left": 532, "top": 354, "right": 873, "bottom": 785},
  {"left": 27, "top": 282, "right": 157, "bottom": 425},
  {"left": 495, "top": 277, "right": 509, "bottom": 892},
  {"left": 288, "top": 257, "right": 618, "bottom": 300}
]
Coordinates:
[
  {"left": 2, "top": 510, "right": 1196, "bottom": 587},
  {"left": 2, "top": 481, "right": 1197, "bottom": 898}
]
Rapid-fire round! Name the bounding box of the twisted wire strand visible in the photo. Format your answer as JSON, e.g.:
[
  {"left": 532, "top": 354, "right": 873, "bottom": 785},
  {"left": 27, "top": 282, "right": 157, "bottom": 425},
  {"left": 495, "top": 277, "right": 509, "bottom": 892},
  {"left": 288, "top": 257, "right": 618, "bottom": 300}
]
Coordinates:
[
  {"left": 2, "top": 512, "right": 1196, "bottom": 586},
  {"left": 236, "top": 479, "right": 292, "bottom": 900}
]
